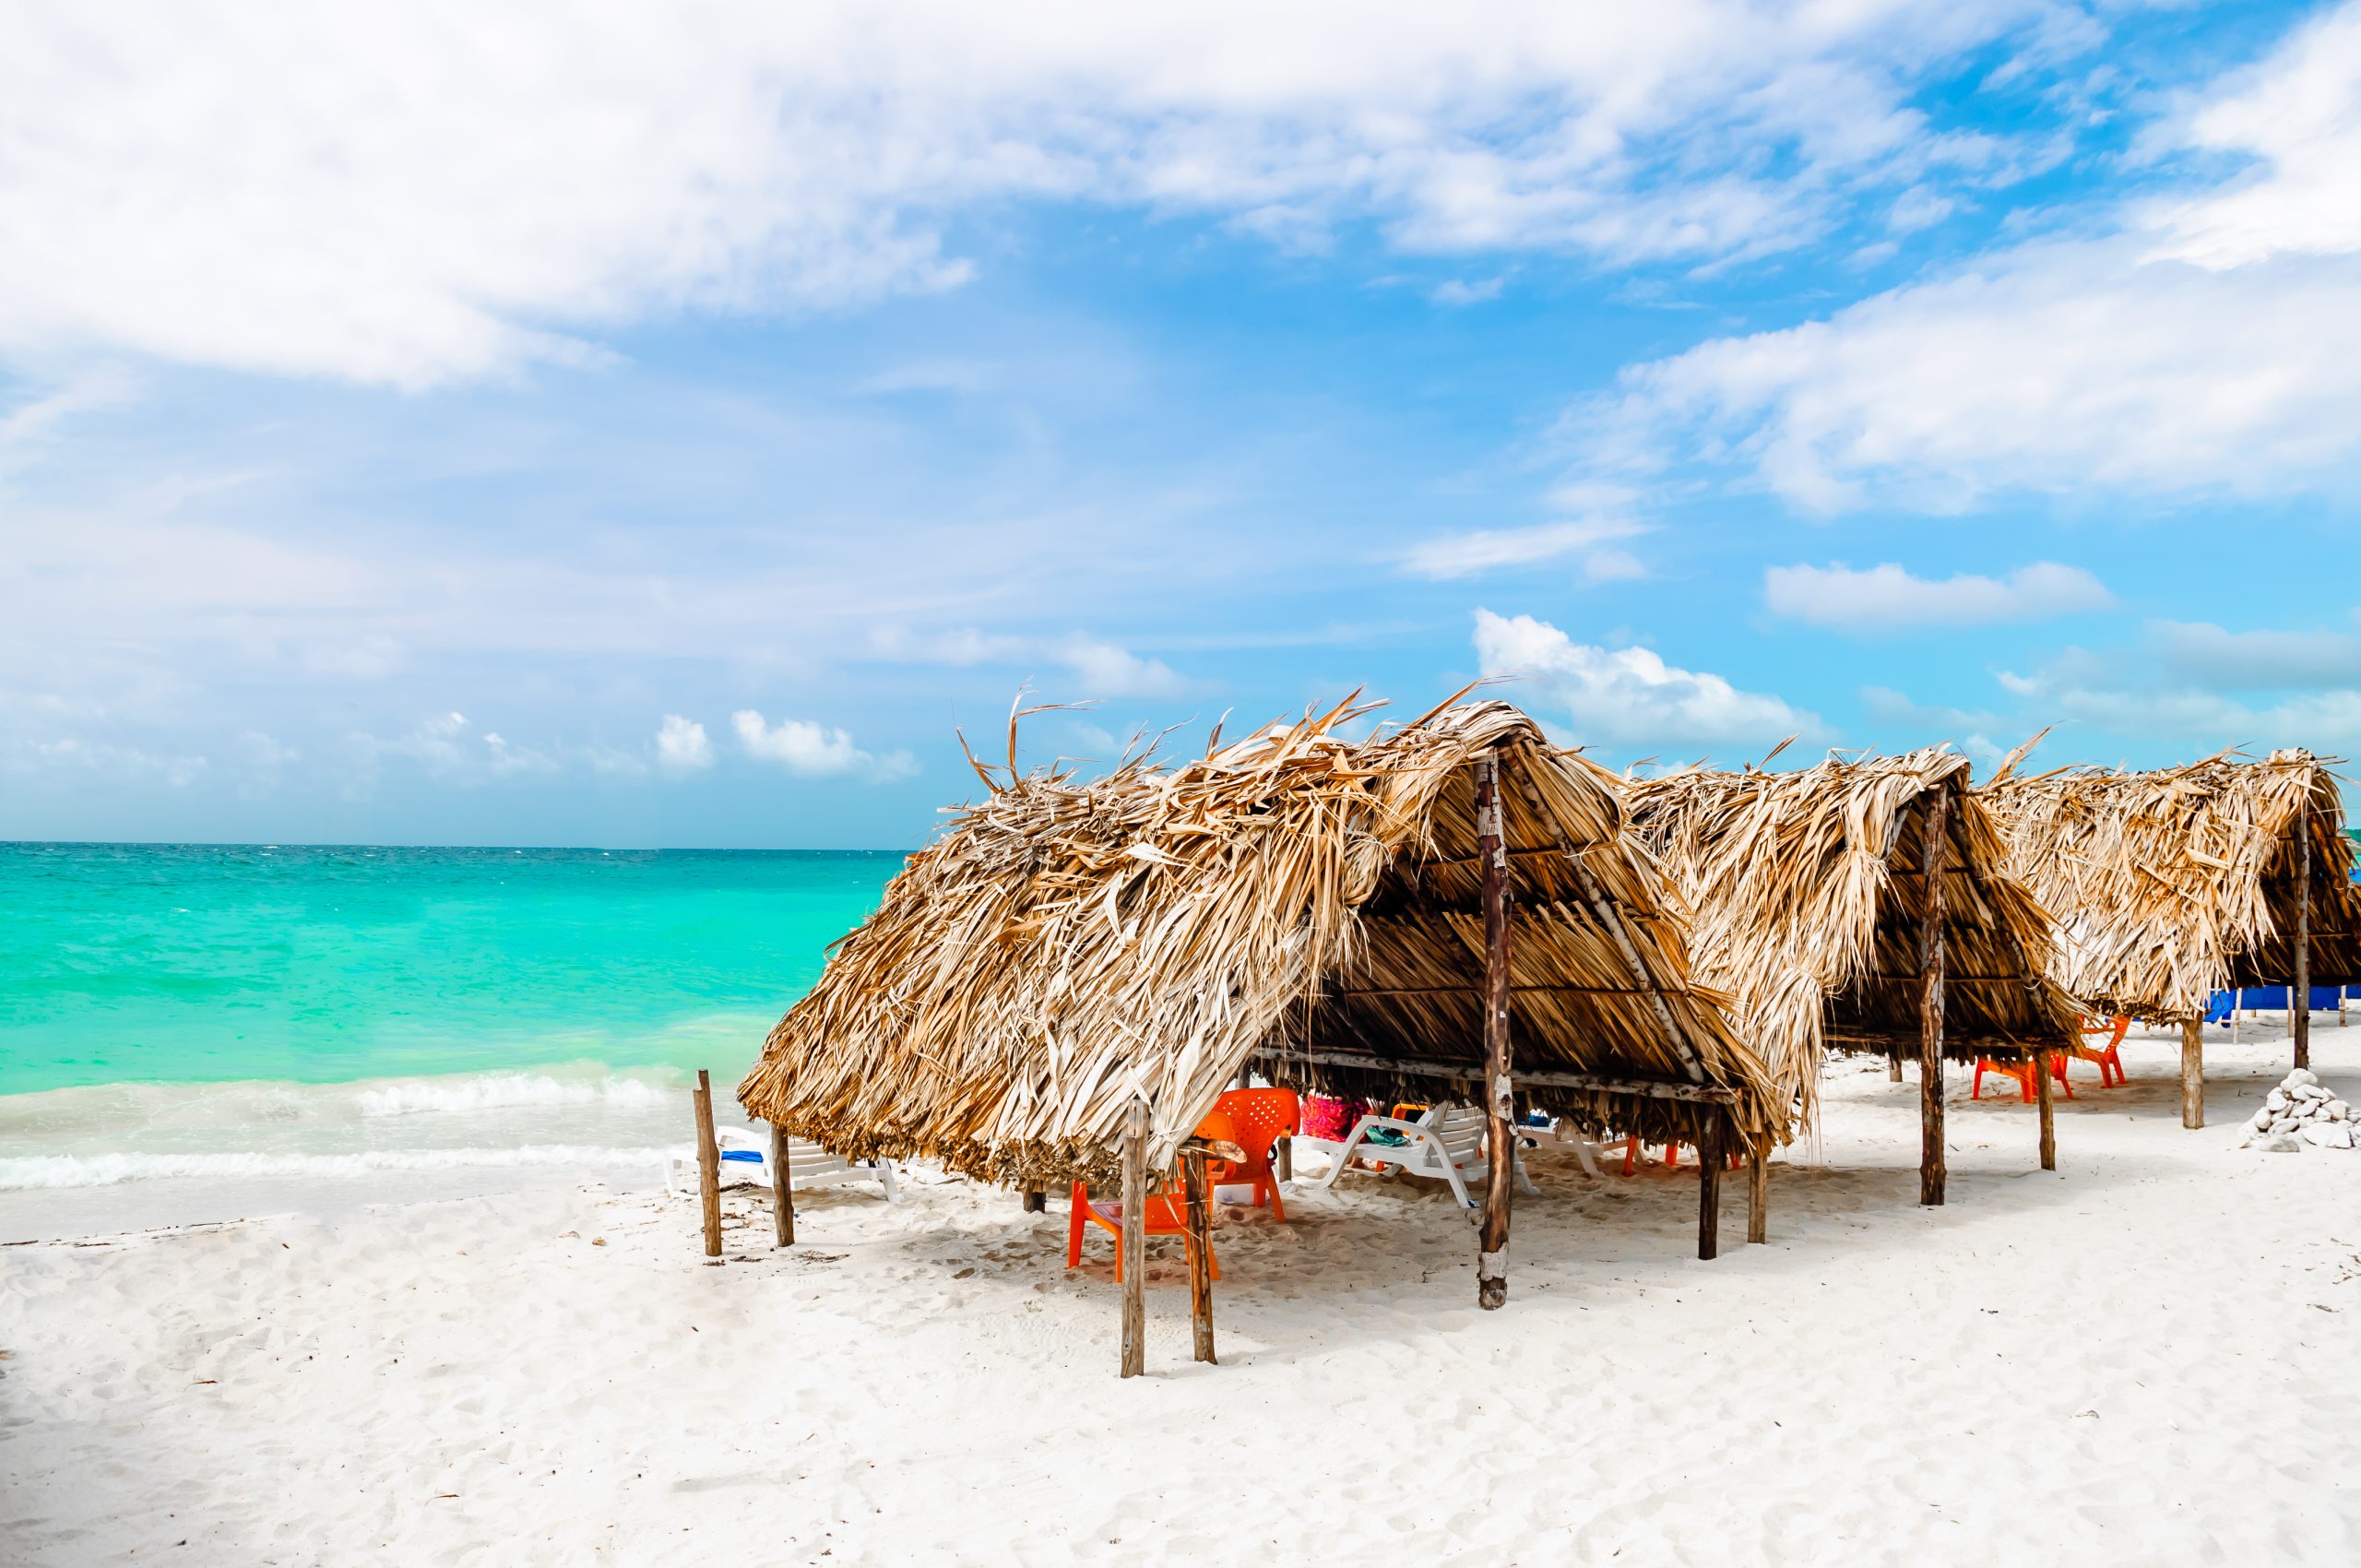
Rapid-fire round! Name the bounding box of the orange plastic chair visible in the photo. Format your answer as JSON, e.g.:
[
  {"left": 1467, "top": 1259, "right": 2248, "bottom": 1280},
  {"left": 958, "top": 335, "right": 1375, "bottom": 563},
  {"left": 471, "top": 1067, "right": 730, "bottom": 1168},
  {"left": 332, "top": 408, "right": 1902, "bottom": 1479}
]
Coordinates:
[
  {"left": 2069, "top": 1015, "right": 2130, "bottom": 1087},
  {"left": 1971, "top": 1052, "right": 2074, "bottom": 1102},
  {"left": 1066, "top": 1180, "right": 1218, "bottom": 1282},
  {"left": 1605, "top": 1137, "right": 1742, "bottom": 1174},
  {"left": 1204, "top": 1087, "right": 1299, "bottom": 1220}
]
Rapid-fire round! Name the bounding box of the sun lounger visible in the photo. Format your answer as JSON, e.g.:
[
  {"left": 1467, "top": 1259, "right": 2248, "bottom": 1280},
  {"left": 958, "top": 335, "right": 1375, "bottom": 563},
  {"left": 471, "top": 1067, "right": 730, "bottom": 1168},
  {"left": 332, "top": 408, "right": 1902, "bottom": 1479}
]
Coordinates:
[
  {"left": 1305, "top": 1101, "right": 1536, "bottom": 1214},
  {"left": 666, "top": 1125, "right": 902, "bottom": 1203},
  {"left": 1513, "top": 1116, "right": 1605, "bottom": 1178}
]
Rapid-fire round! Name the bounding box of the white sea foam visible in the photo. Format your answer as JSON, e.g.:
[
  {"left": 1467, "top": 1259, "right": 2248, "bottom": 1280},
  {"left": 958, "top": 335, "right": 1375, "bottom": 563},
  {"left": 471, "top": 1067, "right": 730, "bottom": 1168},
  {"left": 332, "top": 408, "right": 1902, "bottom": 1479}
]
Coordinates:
[
  {"left": 0, "top": 1145, "right": 671, "bottom": 1191},
  {"left": 355, "top": 1073, "right": 674, "bottom": 1117}
]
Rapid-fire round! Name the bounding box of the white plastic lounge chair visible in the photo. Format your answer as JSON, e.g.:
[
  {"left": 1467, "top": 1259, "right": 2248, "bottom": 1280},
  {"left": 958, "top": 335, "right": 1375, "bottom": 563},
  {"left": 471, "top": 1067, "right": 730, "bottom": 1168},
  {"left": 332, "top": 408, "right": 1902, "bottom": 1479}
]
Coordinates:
[
  {"left": 666, "top": 1125, "right": 902, "bottom": 1203},
  {"left": 1307, "top": 1102, "right": 1537, "bottom": 1215},
  {"left": 1513, "top": 1116, "right": 1605, "bottom": 1179}
]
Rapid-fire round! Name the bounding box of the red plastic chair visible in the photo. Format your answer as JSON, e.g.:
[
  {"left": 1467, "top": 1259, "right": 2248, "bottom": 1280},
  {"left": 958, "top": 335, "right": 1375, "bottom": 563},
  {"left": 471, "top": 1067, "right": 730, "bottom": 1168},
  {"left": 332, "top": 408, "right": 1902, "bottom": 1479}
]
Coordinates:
[
  {"left": 1972, "top": 1052, "right": 2075, "bottom": 1102},
  {"left": 1603, "top": 1136, "right": 1742, "bottom": 1175},
  {"left": 1204, "top": 1087, "right": 1299, "bottom": 1220},
  {"left": 2070, "top": 1016, "right": 2130, "bottom": 1087},
  {"left": 1066, "top": 1181, "right": 1218, "bottom": 1283}
]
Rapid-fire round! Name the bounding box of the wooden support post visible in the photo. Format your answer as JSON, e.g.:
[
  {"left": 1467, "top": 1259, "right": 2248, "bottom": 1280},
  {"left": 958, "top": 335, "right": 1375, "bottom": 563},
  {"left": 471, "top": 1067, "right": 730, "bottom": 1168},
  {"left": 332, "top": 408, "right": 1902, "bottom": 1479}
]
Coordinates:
[
  {"left": 1119, "top": 1100, "right": 1148, "bottom": 1379},
  {"left": 1181, "top": 1149, "right": 1216, "bottom": 1365},
  {"left": 768, "top": 1122, "right": 794, "bottom": 1247},
  {"left": 1022, "top": 1189, "right": 1046, "bottom": 1213},
  {"left": 2180, "top": 1018, "right": 2205, "bottom": 1129},
  {"left": 693, "top": 1070, "right": 723, "bottom": 1259},
  {"left": 1697, "top": 1119, "right": 1723, "bottom": 1260},
  {"left": 1275, "top": 1134, "right": 1292, "bottom": 1182},
  {"left": 1918, "top": 790, "right": 1950, "bottom": 1208},
  {"left": 2035, "top": 1048, "right": 2057, "bottom": 1172},
  {"left": 1746, "top": 1146, "right": 1769, "bottom": 1244},
  {"left": 2295, "top": 801, "right": 2312, "bottom": 1071},
  {"left": 1888, "top": 1057, "right": 1904, "bottom": 1083},
  {"left": 1476, "top": 752, "right": 1515, "bottom": 1311}
]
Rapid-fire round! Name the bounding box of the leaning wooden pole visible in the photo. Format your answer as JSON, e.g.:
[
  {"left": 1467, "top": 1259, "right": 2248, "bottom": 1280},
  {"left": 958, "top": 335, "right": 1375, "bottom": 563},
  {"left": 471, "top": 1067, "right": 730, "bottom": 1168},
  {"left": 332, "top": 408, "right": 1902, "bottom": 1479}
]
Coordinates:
[
  {"left": 1918, "top": 789, "right": 1950, "bottom": 1207},
  {"left": 1476, "top": 751, "right": 1515, "bottom": 1312},
  {"left": 1119, "top": 1100, "right": 1148, "bottom": 1378},
  {"left": 2180, "top": 1018, "right": 2205, "bottom": 1129},
  {"left": 1696, "top": 1117, "right": 1723, "bottom": 1260},
  {"left": 2034, "top": 1048, "right": 2057, "bottom": 1171},
  {"left": 1746, "top": 1145, "right": 1769, "bottom": 1244},
  {"left": 693, "top": 1069, "right": 723, "bottom": 1259},
  {"left": 1181, "top": 1149, "right": 1216, "bottom": 1365},
  {"left": 2295, "top": 797, "right": 2312, "bottom": 1071},
  {"left": 768, "top": 1121, "right": 795, "bottom": 1247}
]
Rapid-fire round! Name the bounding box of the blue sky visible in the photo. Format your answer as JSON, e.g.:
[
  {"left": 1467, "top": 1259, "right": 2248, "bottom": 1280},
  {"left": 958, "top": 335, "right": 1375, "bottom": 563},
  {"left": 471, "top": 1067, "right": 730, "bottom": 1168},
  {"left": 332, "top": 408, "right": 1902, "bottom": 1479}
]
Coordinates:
[{"left": 6, "top": 0, "right": 2360, "bottom": 848}]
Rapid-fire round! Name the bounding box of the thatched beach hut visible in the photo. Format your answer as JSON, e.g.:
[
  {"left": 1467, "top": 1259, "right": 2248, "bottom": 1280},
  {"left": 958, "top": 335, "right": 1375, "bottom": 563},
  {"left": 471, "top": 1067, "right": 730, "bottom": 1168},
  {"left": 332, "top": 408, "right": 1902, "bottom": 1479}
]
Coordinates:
[
  {"left": 1983, "top": 749, "right": 2361, "bottom": 1129},
  {"left": 1624, "top": 749, "right": 2083, "bottom": 1206},
  {"left": 739, "top": 696, "right": 1785, "bottom": 1366}
]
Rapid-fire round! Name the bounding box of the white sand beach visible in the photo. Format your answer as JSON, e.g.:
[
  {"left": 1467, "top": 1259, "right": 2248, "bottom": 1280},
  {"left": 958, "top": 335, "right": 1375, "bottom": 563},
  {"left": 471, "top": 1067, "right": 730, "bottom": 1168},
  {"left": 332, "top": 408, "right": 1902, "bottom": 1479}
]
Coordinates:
[{"left": 6, "top": 1030, "right": 2360, "bottom": 1567}]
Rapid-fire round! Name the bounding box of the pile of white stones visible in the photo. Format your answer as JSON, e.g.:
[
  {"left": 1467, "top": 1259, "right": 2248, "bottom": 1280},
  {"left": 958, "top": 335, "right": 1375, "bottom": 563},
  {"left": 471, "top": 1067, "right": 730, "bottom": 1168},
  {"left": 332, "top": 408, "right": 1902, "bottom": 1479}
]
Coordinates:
[{"left": 2240, "top": 1069, "right": 2356, "bottom": 1151}]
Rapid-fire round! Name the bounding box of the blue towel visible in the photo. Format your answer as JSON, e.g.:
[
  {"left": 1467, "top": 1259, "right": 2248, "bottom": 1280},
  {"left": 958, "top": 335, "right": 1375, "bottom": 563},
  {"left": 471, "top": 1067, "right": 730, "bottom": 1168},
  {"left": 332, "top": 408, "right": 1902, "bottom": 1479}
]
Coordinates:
[{"left": 720, "top": 1148, "right": 764, "bottom": 1163}]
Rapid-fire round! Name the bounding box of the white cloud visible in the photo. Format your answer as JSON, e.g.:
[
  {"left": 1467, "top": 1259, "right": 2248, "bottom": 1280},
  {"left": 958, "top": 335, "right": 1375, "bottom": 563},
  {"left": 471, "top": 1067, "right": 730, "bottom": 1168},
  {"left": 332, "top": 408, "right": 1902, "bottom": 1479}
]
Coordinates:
[
  {"left": 2150, "top": 620, "right": 2361, "bottom": 691},
  {"left": 1597, "top": 241, "right": 2361, "bottom": 511},
  {"left": 868, "top": 627, "right": 1192, "bottom": 697},
  {"left": 2, "top": 735, "right": 208, "bottom": 789},
  {"left": 1586, "top": 6, "right": 2361, "bottom": 511},
  {"left": 390, "top": 711, "right": 472, "bottom": 774},
  {"left": 1430, "top": 276, "right": 1507, "bottom": 307},
  {"left": 0, "top": 373, "right": 134, "bottom": 479},
  {"left": 1886, "top": 185, "right": 1956, "bottom": 234},
  {"left": 1984, "top": 612, "right": 2361, "bottom": 751},
  {"left": 1857, "top": 685, "right": 2012, "bottom": 766},
  {"left": 2142, "top": 2, "right": 2361, "bottom": 270},
  {"left": 655, "top": 715, "right": 714, "bottom": 774},
  {"left": 0, "top": 0, "right": 2091, "bottom": 385},
  {"left": 1581, "top": 548, "right": 1645, "bottom": 584},
  {"left": 302, "top": 636, "right": 408, "bottom": 681},
  {"left": 1471, "top": 607, "right": 1818, "bottom": 748},
  {"left": 482, "top": 731, "right": 558, "bottom": 777},
  {"left": 732, "top": 709, "right": 916, "bottom": 780},
  {"left": 1997, "top": 657, "right": 2361, "bottom": 753},
  {"left": 1764, "top": 561, "right": 2111, "bottom": 631},
  {"left": 1400, "top": 514, "right": 1643, "bottom": 580},
  {"left": 1057, "top": 638, "right": 1192, "bottom": 699}
]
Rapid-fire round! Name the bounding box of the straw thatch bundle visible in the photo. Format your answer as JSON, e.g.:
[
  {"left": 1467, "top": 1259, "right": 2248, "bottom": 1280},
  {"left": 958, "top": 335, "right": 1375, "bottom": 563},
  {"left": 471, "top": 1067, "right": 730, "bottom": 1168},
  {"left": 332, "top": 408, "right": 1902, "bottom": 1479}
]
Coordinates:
[
  {"left": 1624, "top": 750, "right": 2081, "bottom": 1129},
  {"left": 739, "top": 698, "right": 1783, "bottom": 1188},
  {"left": 1982, "top": 750, "right": 2361, "bottom": 1022}
]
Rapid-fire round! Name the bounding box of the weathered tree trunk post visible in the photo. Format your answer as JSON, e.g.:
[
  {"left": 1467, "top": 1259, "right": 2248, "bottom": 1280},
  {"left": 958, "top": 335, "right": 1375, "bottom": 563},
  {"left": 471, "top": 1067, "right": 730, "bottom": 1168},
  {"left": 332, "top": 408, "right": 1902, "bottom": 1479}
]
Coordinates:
[
  {"left": 1746, "top": 1144, "right": 1769, "bottom": 1244},
  {"left": 1181, "top": 1148, "right": 1216, "bottom": 1365},
  {"left": 693, "top": 1070, "right": 723, "bottom": 1259},
  {"left": 2180, "top": 1019, "right": 2205, "bottom": 1128},
  {"left": 1022, "top": 1190, "right": 1046, "bottom": 1213},
  {"left": 2035, "top": 1048, "right": 2057, "bottom": 1171},
  {"left": 1275, "top": 1134, "right": 1292, "bottom": 1182},
  {"left": 1697, "top": 1118, "right": 1724, "bottom": 1260},
  {"left": 1918, "top": 790, "right": 1950, "bottom": 1207},
  {"left": 1476, "top": 752, "right": 1516, "bottom": 1311},
  {"left": 1888, "top": 1058, "right": 1904, "bottom": 1083},
  {"left": 2295, "top": 800, "right": 2312, "bottom": 1071},
  {"left": 1119, "top": 1100, "right": 1148, "bottom": 1378},
  {"left": 768, "top": 1121, "right": 794, "bottom": 1247}
]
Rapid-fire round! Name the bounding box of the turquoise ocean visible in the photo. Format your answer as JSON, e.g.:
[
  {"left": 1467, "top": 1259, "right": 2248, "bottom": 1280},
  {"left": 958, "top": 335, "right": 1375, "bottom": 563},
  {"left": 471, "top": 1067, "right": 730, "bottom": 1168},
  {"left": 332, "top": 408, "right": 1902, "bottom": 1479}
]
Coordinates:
[{"left": 0, "top": 843, "right": 898, "bottom": 1234}]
